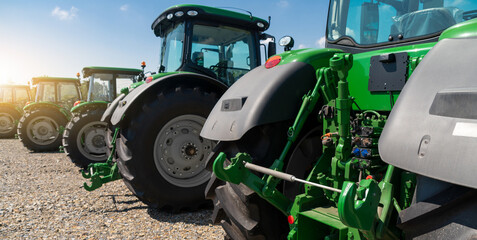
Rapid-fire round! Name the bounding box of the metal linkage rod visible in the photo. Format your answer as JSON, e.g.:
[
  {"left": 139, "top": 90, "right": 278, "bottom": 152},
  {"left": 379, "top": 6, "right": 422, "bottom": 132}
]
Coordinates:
[{"left": 243, "top": 161, "right": 342, "bottom": 193}]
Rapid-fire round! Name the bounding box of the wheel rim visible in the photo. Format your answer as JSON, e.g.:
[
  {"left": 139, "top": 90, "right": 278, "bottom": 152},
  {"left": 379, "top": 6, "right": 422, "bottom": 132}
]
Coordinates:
[
  {"left": 76, "top": 121, "right": 108, "bottom": 161},
  {"left": 153, "top": 114, "right": 215, "bottom": 188},
  {"left": 26, "top": 116, "right": 60, "bottom": 145},
  {"left": 0, "top": 113, "right": 15, "bottom": 134}
]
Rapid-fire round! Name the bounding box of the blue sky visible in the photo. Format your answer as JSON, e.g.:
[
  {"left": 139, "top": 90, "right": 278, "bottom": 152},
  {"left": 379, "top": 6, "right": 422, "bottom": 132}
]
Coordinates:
[{"left": 0, "top": 1, "right": 329, "bottom": 84}]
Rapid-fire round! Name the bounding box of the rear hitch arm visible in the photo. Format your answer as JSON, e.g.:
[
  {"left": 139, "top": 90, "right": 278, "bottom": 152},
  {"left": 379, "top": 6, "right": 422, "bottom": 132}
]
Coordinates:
[{"left": 82, "top": 127, "right": 122, "bottom": 191}]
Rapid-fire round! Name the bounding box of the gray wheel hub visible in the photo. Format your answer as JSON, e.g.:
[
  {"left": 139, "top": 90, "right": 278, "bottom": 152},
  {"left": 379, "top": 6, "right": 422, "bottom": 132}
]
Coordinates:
[
  {"left": 0, "top": 113, "right": 15, "bottom": 133},
  {"left": 153, "top": 114, "right": 215, "bottom": 188},
  {"left": 76, "top": 121, "right": 108, "bottom": 161},
  {"left": 26, "top": 116, "right": 59, "bottom": 145}
]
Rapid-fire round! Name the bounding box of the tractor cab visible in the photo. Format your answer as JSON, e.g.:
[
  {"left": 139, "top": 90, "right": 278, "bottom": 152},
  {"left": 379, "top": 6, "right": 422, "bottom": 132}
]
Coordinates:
[
  {"left": 326, "top": 0, "right": 477, "bottom": 53},
  {"left": 152, "top": 4, "right": 275, "bottom": 86},
  {"left": 0, "top": 84, "right": 31, "bottom": 138},
  {"left": 0, "top": 84, "right": 31, "bottom": 107},
  {"left": 32, "top": 77, "right": 82, "bottom": 110},
  {"left": 82, "top": 67, "right": 143, "bottom": 103}
]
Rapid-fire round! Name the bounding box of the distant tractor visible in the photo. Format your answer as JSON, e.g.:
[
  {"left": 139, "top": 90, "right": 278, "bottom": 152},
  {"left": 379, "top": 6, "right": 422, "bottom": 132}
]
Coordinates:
[
  {"left": 18, "top": 77, "right": 82, "bottom": 151},
  {"left": 0, "top": 84, "right": 31, "bottom": 138},
  {"left": 84, "top": 4, "right": 276, "bottom": 211},
  {"left": 62, "top": 66, "right": 144, "bottom": 168}
]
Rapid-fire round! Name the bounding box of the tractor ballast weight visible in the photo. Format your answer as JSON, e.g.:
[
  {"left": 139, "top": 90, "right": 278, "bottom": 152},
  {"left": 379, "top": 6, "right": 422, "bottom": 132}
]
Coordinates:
[
  {"left": 202, "top": 1, "right": 477, "bottom": 239},
  {"left": 110, "top": 72, "right": 227, "bottom": 126}
]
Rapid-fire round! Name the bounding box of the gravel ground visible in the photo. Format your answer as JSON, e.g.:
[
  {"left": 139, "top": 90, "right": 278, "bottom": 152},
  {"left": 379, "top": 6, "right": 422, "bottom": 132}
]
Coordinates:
[{"left": 0, "top": 139, "right": 224, "bottom": 239}]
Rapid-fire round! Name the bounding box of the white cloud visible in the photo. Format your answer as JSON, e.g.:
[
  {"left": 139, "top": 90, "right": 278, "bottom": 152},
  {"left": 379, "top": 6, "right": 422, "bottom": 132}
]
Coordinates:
[
  {"left": 120, "top": 4, "right": 129, "bottom": 12},
  {"left": 277, "top": 1, "right": 289, "bottom": 8},
  {"left": 51, "top": 6, "right": 78, "bottom": 21},
  {"left": 316, "top": 36, "right": 326, "bottom": 48},
  {"left": 298, "top": 44, "right": 307, "bottom": 49}
]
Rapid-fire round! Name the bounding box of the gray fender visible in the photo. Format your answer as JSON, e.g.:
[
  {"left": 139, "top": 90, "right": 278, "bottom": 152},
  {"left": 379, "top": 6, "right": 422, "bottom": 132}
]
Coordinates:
[
  {"left": 101, "top": 93, "right": 125, "bottom": 123},
  {"left": 379, "top": 37, "right": 477, "bottom": 189},
  {"left": 200, "top": 62, "right": 317, "bottom": 141},
  {"left": 110, "top": 73, "right": 227, "bottom": 126}
]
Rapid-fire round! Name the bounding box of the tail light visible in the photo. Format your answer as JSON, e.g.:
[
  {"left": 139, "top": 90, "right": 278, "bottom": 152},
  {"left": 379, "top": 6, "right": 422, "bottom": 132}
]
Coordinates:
[
  {"left": 265, "top": 55, "right": 282, "bottom": 69},
  {"left": 74, "top": 100, "right": 82, "bottom": 107},
  {"left": 146, "top": 76, "right": 153, "bottom": 83}
]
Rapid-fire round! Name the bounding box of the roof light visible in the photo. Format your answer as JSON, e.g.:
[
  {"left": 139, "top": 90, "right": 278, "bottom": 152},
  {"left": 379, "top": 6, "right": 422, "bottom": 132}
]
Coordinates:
[
  {"left": 175, "top": 11, "right": 184, "bottom": 17},
  {"left": 146, "top": 76, "right": 153, "bottom": 83},
  {"left": 167, "top": 13, "right": 173, "bottom": 20},
  {"left": 187, "top": 10, "right": 198, "bottom": 16},
  {"left": 257, "top": 22, "right": 265, "bottom": 28},
  {"left": 76, "top": 72, "right": 80, "bottom": 78},
  {"left": 265, "top": 55, "right": 281, "bottom": 69},
  {"left": 141, "top": 61, "right": 146, "bottom": 68}
]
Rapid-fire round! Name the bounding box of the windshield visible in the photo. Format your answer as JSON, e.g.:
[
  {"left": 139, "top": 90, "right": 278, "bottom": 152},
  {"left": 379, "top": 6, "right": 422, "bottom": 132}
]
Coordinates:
[
  {"left": 88, "top": 74, "right": 135, "bottom": 102},
  {"left": 0, "top": 88, "right": 13, "bottom": 103},
  {"left": 327, "top": 0, "right": 477, "bottom": 45},
  {"left": 190, "top": 24, "right": 257, "bottom": 85},
  {"left": 160, "top": 22, "right": 185, "bottom": 72}
]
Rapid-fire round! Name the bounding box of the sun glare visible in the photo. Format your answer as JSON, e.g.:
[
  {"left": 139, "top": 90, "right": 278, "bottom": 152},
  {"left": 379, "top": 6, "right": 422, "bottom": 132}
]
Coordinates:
[{"left": 0, "top": 55, "right": 30, "bottom": 86}]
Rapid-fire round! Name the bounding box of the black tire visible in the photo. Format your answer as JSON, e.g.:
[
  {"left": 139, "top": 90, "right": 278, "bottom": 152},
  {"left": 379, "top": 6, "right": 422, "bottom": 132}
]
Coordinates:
[
  {"left": 116, "top": 86, "right": 220, "bottom": 211},
  {"left": 205, "top": 121, "right": 320, "bottom": 239},
  {"left": 62, "top": 109, "right": 108, "bottom": 168},
  {"left": 17, "top": 108, "right": 68, "bottom": 152},
  {"left": 205, "top": 123, "right": 292, "bottom": 240},
  {"left": 0, "top": 106, "right": 21, "bottom": 138}
]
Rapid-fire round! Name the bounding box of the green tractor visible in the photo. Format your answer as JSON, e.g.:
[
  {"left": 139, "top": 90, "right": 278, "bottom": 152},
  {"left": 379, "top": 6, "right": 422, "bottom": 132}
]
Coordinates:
[
  {"left": 0, "top": 84, "right": 31, "bottom": 138},
  {"left": 201, "top": 0, "right": 477, "bottom": 239},
  {"left": 62, "top": 66, "right": 144, "bottom": 168},
  {"left": 18, "top": 76, "right": 82, "bottom": 151},
  {"left": 85, "top": 4, "right": 276, "bottom": 211}
]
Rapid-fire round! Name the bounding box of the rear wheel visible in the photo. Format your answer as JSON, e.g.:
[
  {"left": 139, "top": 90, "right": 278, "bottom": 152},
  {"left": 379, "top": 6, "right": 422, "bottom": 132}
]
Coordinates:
[
  {"left": 0, "top": 106, "right": 21, "bottom": 138},
  {"left": 18, "top": 108, "right": 68, "bottom": 151},
  {"left": 62, "top": 109, "right": 108, "bottom": 168},
  {"left": 206, "top": 123, "right": 321, "bottom": 239},
  {"left": 116, "top": 86, "right": 219, "bottom": 210}
]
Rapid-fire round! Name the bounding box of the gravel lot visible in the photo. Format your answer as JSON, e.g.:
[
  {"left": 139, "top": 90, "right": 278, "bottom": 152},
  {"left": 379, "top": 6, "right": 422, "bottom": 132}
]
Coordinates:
[{"left": 0, "top": 139, "right": 224, "bottom": 239}]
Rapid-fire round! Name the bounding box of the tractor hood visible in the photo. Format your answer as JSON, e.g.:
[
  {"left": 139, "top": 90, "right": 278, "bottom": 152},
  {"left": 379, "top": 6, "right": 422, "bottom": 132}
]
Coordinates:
[{"left": 379, "top": 36, "right": 477, "bottom": 189}]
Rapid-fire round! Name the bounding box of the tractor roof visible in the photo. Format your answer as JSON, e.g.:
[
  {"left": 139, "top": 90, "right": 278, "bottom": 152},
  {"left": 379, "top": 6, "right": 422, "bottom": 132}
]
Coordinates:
[
  {"left": 152, "top": 4, "right": 269, "bottom": 37},
  {"left": 31, "top": 77, "right": 80, "bottom": 86},
  {"left": 0, "top": 84, "right": 30, "bottom": 88},
  {"left": 82, "top": 66, "right": 143, "bottom": 78}
]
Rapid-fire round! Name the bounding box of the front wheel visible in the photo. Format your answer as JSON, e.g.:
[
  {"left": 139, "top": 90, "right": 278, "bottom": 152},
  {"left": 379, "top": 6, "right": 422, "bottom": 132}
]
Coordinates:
[
  {"left": 62, "top": 109, "right": 108, "bottom": 168},
  {"left": 0, "top": 106, "right": 21, "bottom": 138},
  {"left": 116, "top": 86, "right": 219, "bottom": 210},
  {"left": 17, "top": 108, "right": 68, "bottom": 151}
]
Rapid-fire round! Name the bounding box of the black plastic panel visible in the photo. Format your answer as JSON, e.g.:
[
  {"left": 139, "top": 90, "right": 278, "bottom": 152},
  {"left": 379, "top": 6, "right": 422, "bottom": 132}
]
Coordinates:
[{"left": 368, "top": 52, "right": 408, "bottom": 92}]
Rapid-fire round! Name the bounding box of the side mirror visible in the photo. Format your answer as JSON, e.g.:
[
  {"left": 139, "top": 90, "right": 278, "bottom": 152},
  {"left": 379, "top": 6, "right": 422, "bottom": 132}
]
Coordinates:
[
  {"left": 279, "top": 36, "right": 294, "bottom": 51},
  {"left": 268, "top": 41, "right": 276, "bottom": 58}
]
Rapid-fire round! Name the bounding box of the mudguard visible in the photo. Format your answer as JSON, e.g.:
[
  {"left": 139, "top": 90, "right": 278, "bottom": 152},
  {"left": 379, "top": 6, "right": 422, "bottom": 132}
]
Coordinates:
[
  {"left": 101, "top": 93, "right": 125, "bottom": 123},
  {"left": 379, "top": 37, "right": 477, "bottom": 189},
  {"left": 23, "top": 102, "right": 70, "bottom": 118},
  {"left": 110, "top": 73, "right": 227, "bottom": 126},
  {"left": 0, "top": 103, "right": 22, "bottom": 115},
  {"left": 200, "top": 62, "right": 317, "bottom": 141},
  {"left": 71, "top": 101, "right": 108, "bottom": 114}
]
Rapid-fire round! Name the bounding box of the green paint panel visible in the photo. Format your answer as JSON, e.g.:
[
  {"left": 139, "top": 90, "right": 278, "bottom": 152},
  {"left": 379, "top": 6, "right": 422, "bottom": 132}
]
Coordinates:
[
  {"left": 70, "top": 101, "right": 108, "bottom": 113},
  {"left": 297, "top": 207, "right": 356, "bottom": 240},
  {"left": 439, "top": 18, "right": 477, "bottom": 41}
]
